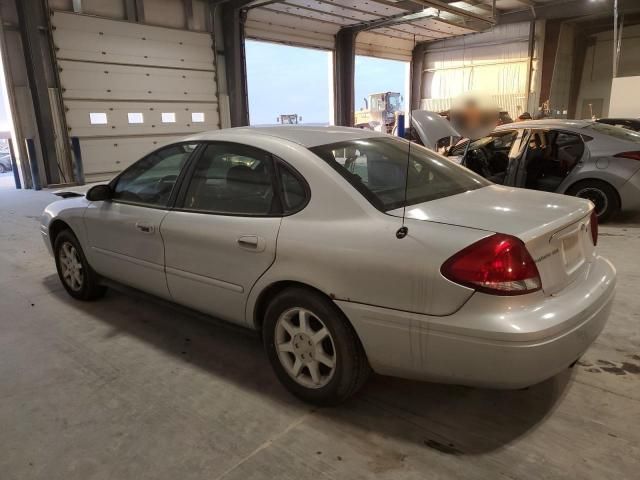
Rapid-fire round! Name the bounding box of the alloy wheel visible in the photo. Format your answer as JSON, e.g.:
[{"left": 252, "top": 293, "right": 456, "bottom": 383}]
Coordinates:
[
  {"left": 275, "top": 307, "right": 337, "bottom": 389},
  {"left": 59, "top": 241, "right": 84, "bottom": 291}
]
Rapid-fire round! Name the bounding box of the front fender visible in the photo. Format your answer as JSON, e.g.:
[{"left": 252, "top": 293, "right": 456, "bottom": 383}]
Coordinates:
[{"left": 41, "top": 197, "right": 91, "bottom": 254}]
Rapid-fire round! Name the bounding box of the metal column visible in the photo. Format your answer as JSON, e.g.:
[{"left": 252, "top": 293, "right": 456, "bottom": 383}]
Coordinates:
[
  {"left": 15, "top": 0, "right": 60, "bottom": 185},
  {"left": 334, "top": 28, "right": 356, "bottom": 127},
  {"left": 219, "top": 2, "right": 250, "bottom": 127},
  {"left": 410, "top": 43, "right": 427, "bottom": 112}
]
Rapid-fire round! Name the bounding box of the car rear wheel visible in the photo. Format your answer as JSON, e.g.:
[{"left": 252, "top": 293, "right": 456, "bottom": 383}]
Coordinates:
[
  {"left": 0, "top": 163, "right": 6, "bottom": 173},
  {"left": 263, "top": 288, "right": 370, "bottom": 405},
  {"left": 567, "top": 180, "right": 619, "bottom": 222},
  {"left": 54, "top": 229, "right": 106, "bottom": 300}
]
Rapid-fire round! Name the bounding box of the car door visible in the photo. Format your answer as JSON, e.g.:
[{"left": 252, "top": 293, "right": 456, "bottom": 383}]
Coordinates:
[
  {"left": 83, "top": 142, "right": 198, "bottom": 299},
  {"left": 504, "top": 128, "right": 531, "bottom": 186},
  {"left": 160, "top": 142, "right": 292, "bottom": 325},
  {"left": 515, "top": 129, "right": 587, "bottom": 192}
]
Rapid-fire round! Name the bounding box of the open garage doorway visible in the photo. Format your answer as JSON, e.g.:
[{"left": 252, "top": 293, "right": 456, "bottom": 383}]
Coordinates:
[
  {"left": 354, "top": 55, "right": 410, "bottom": 133},
  {"left": 0, "top": 45, "right": 18, "bottom": 190},
  {"left": 245, "top": 40, "right": 333, "bottom": 126}
]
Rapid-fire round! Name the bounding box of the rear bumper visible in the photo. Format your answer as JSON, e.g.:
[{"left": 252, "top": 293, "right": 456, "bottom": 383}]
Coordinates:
[
  {"left": 619, "top": 168, "right": 640, "bottom": 211},
  {"left": 337, "top": 256, "right": 616, "bottom": 388}
]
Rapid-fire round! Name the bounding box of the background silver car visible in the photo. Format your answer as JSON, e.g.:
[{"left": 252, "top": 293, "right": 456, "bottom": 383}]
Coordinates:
[
  {"left": 446, "top": 119, "right": 640, "bottom": 221},
  {"left": 0, "top": 153, "right": 12, "bottom": 173},
  {"left": 41, "top": 127, "right": 615, "bottom": 405}
]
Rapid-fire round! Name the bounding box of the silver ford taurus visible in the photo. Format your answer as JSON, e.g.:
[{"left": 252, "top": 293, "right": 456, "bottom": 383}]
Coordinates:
[{"left": 41, "top": 127, "right": 616, "bottom": 405}]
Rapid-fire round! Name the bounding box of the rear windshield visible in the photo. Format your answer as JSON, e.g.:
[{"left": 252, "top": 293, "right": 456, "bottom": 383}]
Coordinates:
[
  {"left": 310, "top": 137, "right": 490, "bottom": 212},
  {"left": 584, "top": 123, "right": 640, "bottom": 143}
]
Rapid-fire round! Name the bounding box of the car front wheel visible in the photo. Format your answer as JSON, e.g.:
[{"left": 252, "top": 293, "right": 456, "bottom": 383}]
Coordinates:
[
  {"left": 263, "top": 288, "right": 370, "bottom": 405},
  {"left": 54, "top": 229, "right": 106, "bottom": 300}
]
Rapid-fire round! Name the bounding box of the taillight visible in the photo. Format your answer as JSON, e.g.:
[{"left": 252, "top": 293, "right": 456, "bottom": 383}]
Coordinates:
[
  {"left": 614, "top": 151, "right": 640, "bottom": 161},
  {"left": 441, "top": 234, "right": 542, "bottom": 296},
  {"left": 590, "top": 210, "right": 598, "bottom": 246}
]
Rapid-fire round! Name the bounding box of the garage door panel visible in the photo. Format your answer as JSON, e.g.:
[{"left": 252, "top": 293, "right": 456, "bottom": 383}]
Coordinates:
[
  {"left": 248, "top": 8, "right": 341, "bottom": 35},
  {"left": 245, "top": 20, "right": 335, "bottom": 50},
  {"left": 80, "top": 135, "right": 188, "bottom": 181},
  {"left": 58, "top": 61, "right": 217, "bottom": 102},
  {"left": 65, "top": 100, "right": 219, "bottom": 137},
  {"left": 52, "top": 11, "right": 214, "bottom": 71},
  {"left": 265, "top": 4, "right": 354, "bottom": 26},
  {"left": 284, "top": 0, "right": 381, "bottom": 22},
  {"left": 356, "top": 32, "right": 413, "bottom": 61},
  {"left": 51, "top": 11, "right": 220, "bottom": 180}
]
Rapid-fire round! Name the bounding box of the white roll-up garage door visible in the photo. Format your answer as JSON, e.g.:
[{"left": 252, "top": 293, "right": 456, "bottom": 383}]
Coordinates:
[{"left": 51, "top": 11, "right": 220, "bottom": 182}]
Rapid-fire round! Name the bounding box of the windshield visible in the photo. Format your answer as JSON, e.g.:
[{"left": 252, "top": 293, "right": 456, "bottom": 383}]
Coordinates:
[
  {"left": 585, "top": 122, "right": 640, "bottom": 143},
  {"left": 370, "top": 95, "right": 385, "bottom": 112},
  {"left": 310, "top": 137, "right": 490, "bottom": 212},
  {"left": 388, "top": 93, "right": 401, "bottom": 111},
  {"left": 450, "top": 130, "right": 517, "bottom": 155}
]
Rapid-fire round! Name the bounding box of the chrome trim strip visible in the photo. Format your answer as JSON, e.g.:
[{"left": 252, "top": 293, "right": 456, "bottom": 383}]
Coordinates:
[
  {"left": 92, "top": 247, "right": 165, "bottom": 273},
  {"left": 165, "top": 266, "right": 244, "bottom": 293}
]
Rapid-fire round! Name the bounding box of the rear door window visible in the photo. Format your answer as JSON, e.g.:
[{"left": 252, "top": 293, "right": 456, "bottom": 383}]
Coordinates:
[
  {"left": 586, "top": 123, "right": 640, "bottom": 143},
  {"left": 180, "top": 143, "right": 276, "bottom": 215},
  {"left": 278, "top": 163, "right": 308, "bottom": 214}
]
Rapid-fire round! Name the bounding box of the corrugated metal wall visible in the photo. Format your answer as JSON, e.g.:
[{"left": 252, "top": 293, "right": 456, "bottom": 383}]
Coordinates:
[
  {"left": 51, "top": 11, "right": 220, "bottom": 182},
  {"left": 419, "top": 22, "right": 544, "bottom": 119}
]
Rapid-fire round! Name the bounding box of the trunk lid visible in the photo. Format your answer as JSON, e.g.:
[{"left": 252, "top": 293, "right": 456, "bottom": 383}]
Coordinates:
[{"left": 389, "top": 185, "right": 595, "bottom": 295}]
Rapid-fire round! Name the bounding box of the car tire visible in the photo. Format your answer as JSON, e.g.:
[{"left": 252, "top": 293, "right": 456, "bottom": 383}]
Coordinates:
[
  {"left": 54, "top": 229, "right": 106, "bottom": 301},
  {"left": 0, "top": 163, "right": 6, "bottom": 173},
  {"left": 566, "top": 180, "right": 619, "bottom": 223},
  {"left": 263, "top": 287, "right": 371, "bottom": 405}
]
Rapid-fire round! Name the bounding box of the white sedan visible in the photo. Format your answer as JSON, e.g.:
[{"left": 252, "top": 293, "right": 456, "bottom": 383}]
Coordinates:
[{"left": 41, "top": 127, "right": 616, "bottom": 405}]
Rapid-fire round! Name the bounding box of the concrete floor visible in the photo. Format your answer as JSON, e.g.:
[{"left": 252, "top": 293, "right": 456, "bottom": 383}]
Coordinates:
[{"left": 1, "top": 181, "right": 639, "bottom": 480}]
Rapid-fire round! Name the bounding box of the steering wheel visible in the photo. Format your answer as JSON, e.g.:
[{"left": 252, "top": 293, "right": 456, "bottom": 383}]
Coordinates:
[{"left": 147, "top": 174, "right": 178, "bottom": 203}]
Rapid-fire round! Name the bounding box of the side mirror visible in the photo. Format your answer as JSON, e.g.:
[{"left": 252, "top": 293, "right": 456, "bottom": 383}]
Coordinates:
[{"left": 86, "top": 184, "right": 112, "bottom": 202}]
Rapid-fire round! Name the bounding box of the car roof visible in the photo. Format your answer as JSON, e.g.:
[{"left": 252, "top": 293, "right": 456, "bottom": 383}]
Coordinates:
[
  {"left": 184, "top": 126, "right": 388, "bottom": 148},
  {"left": 495, "top": 119, "right": 594, "bottom": 131}
]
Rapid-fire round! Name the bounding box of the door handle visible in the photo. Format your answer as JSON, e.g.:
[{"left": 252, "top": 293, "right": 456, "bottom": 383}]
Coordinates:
[
  {"left": 237, "top": 235, "right": 266, "bottom": 252},
  {"left": 135, "top": 222, "right": 155, "bottom": 234},
  {"left": 237, "top": 235, "right": 259, "bottom": 248}
]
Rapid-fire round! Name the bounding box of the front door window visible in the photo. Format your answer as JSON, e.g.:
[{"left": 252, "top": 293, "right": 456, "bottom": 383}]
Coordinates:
[{"left": 112, "top": 143, "right": 197, "bottom": 207}]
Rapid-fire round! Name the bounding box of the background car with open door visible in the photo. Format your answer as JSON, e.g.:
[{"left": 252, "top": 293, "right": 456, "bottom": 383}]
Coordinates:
[{"left": 444, "top": 120, "right": 640, "bottom": 222}]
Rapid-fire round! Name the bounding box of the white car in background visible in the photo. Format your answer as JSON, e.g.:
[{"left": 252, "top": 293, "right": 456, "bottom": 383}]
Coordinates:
[
  {"left": 41, "top": 127, "right": 616, "bottom": 404},
  {"left": 411, "top": 111, "right": 640, "bottom": 221}
]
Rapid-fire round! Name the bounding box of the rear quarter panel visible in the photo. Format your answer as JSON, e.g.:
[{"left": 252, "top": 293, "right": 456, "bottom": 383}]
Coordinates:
[{"left": 558, "top": 132, "right": 640, "bottom": 191}]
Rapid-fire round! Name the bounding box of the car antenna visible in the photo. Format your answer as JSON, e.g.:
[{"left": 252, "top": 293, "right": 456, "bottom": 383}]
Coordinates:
[
  {"left": 396, "top": 34, "right": 416, "bottom": 241},
  {"left": 396, "top": 113, "right": 410, "bottom": 240}
]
